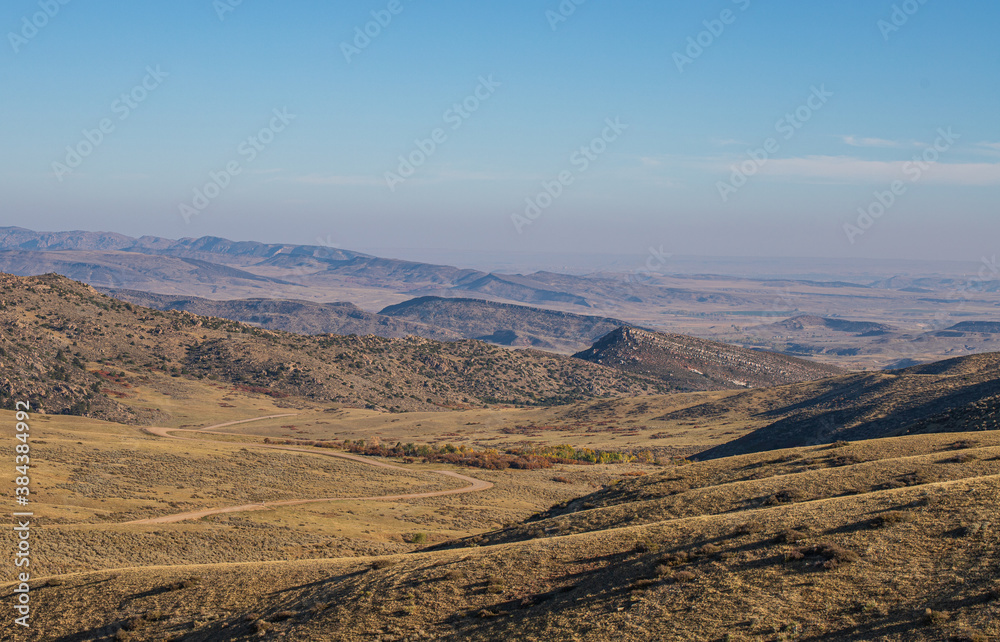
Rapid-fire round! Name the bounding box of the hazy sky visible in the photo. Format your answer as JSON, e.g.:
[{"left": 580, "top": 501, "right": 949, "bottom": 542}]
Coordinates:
[{"left": 2, "top": 1, "right": 998, "bottom": 264}]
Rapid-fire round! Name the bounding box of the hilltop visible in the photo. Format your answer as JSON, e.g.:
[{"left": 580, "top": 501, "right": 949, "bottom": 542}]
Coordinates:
[{"left": 574, "top": 326, "right": 844, "bottom": 391}]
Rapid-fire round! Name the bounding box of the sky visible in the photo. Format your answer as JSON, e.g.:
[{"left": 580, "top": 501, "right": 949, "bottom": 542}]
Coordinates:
[{"left": 1, "top": 0, "right": 998, "bottom": 266}]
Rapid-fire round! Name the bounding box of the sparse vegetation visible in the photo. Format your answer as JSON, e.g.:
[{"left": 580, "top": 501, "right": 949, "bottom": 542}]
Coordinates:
[{"left": 4, "top": 272, "right": 1000, "bottom": 641}]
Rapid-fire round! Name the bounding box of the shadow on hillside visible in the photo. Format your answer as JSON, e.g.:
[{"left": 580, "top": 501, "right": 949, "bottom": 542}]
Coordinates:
[{"left": 698, "top": 376, "right": 1000, "bottom": 460}]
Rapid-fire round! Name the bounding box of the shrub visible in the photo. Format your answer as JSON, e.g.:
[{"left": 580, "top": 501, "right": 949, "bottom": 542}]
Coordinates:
[
  {"left": 657, "top": 551, "right": 691, "bottom": 567},
  {"left": 670, "top": 570, "right": 697, "bottom": 584},
  {"left": 876, "top": 511, "right": 915, "bottom": 527},
  {"left": 631, "top": 578, "right": 658, "bottom": 591},
  {"left": 923, "top": 608, "right": 950, "bottom": 626},
  {"left": 764, "top": 489, "right": 805, "bottom": 505},
  {"left": 634, "top": 538, "right": 662, "bottom": 554},
  {"left": 120, "top": 617, "right": 143, "bottom": 631},
  {"left": 787, "top": 543, "right": 859, "bottom": 570},
  {"left": 487, "top": 575, "right": 505, "bottom": 594},
  {"left": 775, "top": 528, "right": 808, "bottom": 544},
  {"left": 371, "top": 558, "right": 399, "bottom": 570}
]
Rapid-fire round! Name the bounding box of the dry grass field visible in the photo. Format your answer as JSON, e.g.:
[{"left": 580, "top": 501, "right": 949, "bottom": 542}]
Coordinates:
[
  {"left": 5, "top": 428, "right": 998, "bottom": 641},
  {"left": 1, "top": 402, "right": 658, "bottom": 583}
]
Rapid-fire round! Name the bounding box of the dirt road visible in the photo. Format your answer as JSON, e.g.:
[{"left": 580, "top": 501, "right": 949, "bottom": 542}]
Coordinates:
[{"left": 127, "top": 417, "right": 493, "bottom": 525}]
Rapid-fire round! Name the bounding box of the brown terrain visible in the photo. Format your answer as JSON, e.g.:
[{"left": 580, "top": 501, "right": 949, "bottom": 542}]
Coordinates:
[{"left": 0, "top": 268, "right": 998, "bottom": 640}]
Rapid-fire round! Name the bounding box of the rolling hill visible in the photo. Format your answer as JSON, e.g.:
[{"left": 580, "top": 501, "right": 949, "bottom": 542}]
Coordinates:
[
  {"left": 0, "top": 272, "right": 670, "bottom": 419},
  {"left": 380, "top": 296, "right": 629, "bottom": 352},
  {"left": 574, "top": 326, "right": 844, "bottom": 391},
  {"left": 677, "top": 352, "right": 1000, "bottom": 459},
  {"left": 100, "top": 289, "right": 463, "bottom": 341},
  {"left": 771, "top": 314, "right": 896, "bottom": 335}
]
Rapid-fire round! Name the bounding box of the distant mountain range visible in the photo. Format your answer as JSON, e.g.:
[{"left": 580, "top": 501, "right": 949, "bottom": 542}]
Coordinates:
[{"left": 0, "top": 226, "right": 761, "bottom": 311}]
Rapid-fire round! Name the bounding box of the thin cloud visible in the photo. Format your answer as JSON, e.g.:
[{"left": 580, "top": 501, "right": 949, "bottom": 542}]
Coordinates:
[
  {"left": 841, "top": 135, "right": 909, "bottom": 148},
  {"left": 753, "top": 155, "right": 1000, "bottom": 185},
  {"left": 711, "top": 138, "right": 748, "bottom": 147},
  {"left": 285, "top": 174, "right": 383, "bottom": 186}
]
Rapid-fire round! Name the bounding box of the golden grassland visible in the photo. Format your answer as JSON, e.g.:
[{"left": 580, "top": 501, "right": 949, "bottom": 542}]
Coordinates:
[
  {"left": 1, "top": 397, "right": 659, "bottom": 582},
  {"left": 3, "top": 428, "right": 998, "bottom": 641}
]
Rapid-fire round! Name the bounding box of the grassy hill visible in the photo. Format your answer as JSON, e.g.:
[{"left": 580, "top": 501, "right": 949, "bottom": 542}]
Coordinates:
[
  {"left": 670, "top": 353, "right": 1000, "bottom": 459},
  {"left": 14, "top": 430, "right": 999, "bottom": 641}
]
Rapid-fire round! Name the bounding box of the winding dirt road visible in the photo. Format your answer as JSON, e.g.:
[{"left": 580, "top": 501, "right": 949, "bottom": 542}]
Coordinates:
[{"left": 127, "top": 416, "right": 493, "bottom": 525}]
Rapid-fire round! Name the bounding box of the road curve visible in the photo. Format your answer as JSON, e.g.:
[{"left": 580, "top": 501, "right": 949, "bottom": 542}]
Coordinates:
[{"left": 127, "top": 418, "right": 493, "bottom": 525}]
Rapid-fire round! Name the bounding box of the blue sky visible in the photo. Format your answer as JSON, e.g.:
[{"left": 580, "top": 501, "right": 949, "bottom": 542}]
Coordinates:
[{"left": 1, "top": 0, "right": 998, "bottom": 263}]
